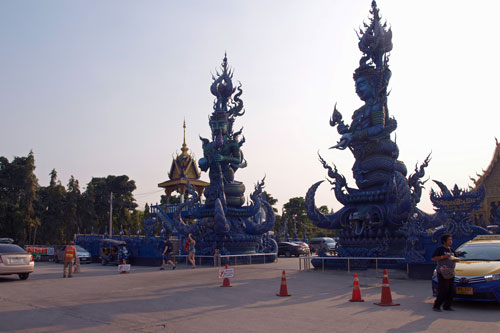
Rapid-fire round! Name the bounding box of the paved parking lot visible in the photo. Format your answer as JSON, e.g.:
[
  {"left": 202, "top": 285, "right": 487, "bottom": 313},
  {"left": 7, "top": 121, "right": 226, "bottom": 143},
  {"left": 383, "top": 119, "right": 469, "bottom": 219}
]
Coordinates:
[{"left": 1, "top": 259, "right": 499, "bottom": 333}]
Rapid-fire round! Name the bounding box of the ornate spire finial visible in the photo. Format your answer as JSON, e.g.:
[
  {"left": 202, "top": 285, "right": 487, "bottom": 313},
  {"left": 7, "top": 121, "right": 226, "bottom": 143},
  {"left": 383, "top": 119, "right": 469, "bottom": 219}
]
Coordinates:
[
  {"left": 222, "top": 52, "right": 228, "bottom": 73},
  {"left": 210, "top": 53, "right": 234, "bottom": 110},
  {"left": 183, "top": 118, "right": 186, "bottom": 143},
  {"left": 208, "top": 54, "right": 245, "bottom": 138},
  {"left": 181, "top": 120, "right": 188, "bottom": 155},
  {"left": 371, "top": 0, "right": 380, "bottom": 22},
  {"left": 355, "top": 0, "right": 392, "bottom": 72}
]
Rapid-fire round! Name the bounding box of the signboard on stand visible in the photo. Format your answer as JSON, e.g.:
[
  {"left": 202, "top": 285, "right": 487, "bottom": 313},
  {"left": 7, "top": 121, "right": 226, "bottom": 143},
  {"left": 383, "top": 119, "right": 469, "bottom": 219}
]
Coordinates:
[
  {"left": 218, "top": 268, "right": 234, "bottom": 279},
  {"left": 118, "top": 264, "right": 131, "bottom": 273}
]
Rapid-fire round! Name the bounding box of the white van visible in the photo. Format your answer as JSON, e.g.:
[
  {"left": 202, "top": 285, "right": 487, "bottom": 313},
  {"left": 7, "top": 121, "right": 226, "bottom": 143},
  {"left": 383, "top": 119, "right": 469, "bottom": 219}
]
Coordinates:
[{"left": 309, "top": 237, "right": 338, "bottom": 254}]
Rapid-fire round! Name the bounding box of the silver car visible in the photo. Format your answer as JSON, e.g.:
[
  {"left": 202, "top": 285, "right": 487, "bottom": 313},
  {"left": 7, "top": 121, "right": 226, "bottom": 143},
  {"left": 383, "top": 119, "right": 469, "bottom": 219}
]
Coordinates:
[
  {"left": 0, "top": 243, "right": 35, "bottom": 280},
  {"left": 54, "top": 245, "right": 92, "bottom": 264}
]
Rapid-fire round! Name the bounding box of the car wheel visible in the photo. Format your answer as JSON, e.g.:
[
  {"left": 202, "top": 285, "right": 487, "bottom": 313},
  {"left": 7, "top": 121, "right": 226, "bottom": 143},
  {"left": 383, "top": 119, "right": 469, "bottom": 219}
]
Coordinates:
[
  {"left": 18, "top": 273, "right": 29, "bottom": 280},
  {"left": 295, "top": 254, "right": 300, "bottom": 257},
  {"left": 285, "top": 251, "right": 291, "bottom": 257},
  {"left": 101, "top": 259, "right": 107, "bottom": 266},
  {"left": 54, "top": 256, "right": 59, "bottom": 263}
]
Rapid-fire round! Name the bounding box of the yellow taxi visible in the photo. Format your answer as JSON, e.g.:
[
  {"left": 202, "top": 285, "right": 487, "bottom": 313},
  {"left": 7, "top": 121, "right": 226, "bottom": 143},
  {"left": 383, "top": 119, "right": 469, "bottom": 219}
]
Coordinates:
[{"left": 433, "top": 235, "right": 500, "bottom": 302}]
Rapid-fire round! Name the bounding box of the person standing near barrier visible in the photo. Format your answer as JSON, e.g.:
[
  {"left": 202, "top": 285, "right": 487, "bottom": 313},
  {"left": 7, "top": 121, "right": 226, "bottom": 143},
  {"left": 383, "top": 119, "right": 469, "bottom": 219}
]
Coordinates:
[
  {"left": 431, "top": 233, "right": 460, "bottom": 312},
  {"left": 160, "top": 236, "right": 176, "bottom": 270},
  {"left": 63, "top": 241, "right": 77, "bottom": 278},
  {"left": 74, "top": 253, "right": 81, "bottom": 274},
  {"left": 188, "top": 233, "right": 196, "bottom": 268}
]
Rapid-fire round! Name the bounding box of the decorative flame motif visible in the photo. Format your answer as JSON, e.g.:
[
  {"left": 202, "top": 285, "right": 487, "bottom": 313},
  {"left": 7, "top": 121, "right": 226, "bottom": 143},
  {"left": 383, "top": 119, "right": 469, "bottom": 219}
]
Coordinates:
[
  {"left": 209, "top": 53, "right": 245, "bottom": 137},
  {"left": 356, "top": 0, "right": 393, "bottom": 70}
]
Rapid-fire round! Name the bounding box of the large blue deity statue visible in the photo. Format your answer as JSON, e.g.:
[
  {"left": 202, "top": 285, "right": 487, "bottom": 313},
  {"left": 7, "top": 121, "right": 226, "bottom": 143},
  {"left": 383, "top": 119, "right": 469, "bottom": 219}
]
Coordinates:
[
  {"left": 165, "top": 55, "right": 276, "bottom": 256},
  {"left": 198, "top": 55, "right": 248, "bottom": 210},
  {"left": 306, "top": 1, "right": 430, "bottom": 257}
]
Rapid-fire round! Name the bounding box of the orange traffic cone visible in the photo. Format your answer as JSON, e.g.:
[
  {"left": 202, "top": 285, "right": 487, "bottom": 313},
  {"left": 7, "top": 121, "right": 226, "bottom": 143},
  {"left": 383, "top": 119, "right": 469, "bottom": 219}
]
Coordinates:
[
  {"left": 221, "top": 264, "right": 232, "bottom": 287},
  {"left": 374, "top": 269, "right": 400, "bottom": 306},
  {"left": 349, "top": 273, "right": 364, "bottom": 302},
  {"left": 276, "top": 270, "right": 291, "bottom": 296}
]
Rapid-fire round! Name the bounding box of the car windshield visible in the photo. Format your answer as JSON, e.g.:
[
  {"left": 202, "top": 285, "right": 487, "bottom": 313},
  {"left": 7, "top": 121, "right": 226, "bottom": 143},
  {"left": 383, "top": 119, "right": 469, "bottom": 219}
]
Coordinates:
[
  {"left": 456, "top": 243, "right": 500, "bottom": 261},
  {"left": 75, "top": 245, "right": 88, "bottom": 252},
  {"left": 0, "top": 244, "right": 27, "bottom": 253},
  {"left": 326, "top": 241, "right": 336, "bottom": 246}
]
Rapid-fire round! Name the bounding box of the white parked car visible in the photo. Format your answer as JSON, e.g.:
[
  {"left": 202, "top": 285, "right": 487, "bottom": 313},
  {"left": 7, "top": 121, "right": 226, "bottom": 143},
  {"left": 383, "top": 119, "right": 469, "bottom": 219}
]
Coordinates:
[
  {"left": 0, "top": 243, "right": 35, "bottom": 280},
  {"left": 309, "top": 237, "right": 338, "bottom": 255}
]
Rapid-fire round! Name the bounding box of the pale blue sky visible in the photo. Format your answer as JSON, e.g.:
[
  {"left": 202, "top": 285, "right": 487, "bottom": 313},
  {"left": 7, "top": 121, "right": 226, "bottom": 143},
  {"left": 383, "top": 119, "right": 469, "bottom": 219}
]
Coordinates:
[{"left": 1, "top": 0, "right": 498, "bottom": 214}]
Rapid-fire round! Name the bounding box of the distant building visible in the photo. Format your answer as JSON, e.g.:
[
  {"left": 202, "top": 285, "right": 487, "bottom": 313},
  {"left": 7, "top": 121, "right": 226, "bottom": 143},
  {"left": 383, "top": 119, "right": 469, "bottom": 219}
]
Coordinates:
[
  {"left": 470, "top": 138, "right": 500, "bottom": 226},
  {"left": 157, "top": 121, "right": 209, "bottom": 203}
]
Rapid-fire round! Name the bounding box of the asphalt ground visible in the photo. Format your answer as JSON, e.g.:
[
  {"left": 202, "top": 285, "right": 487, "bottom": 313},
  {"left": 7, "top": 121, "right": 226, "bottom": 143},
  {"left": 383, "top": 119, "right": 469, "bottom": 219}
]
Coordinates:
[{"left": 0, "top": 259, "right": 499, "bottom": 333}]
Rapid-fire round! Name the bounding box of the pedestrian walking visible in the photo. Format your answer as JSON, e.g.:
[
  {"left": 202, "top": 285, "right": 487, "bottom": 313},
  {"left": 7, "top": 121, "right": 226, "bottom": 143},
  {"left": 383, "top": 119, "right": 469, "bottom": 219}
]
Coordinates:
[
  {"left": 188, "top": 233, "right": 196, "bottom": 268},
  {"left": 63, "top": 241, "right": 77, "bottom": 278},
  {"left": 160, "top": 236, "right": 176, "bottom": 270},
  {"left": 431, "top": 233, "right": 460, "bottom": 311}
]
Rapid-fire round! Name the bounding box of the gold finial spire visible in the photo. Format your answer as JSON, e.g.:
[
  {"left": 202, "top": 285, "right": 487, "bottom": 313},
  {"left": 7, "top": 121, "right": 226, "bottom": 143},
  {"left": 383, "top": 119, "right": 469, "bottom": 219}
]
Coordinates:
[{"left": 181, "top": 119, "right": 188, "bottom": 155}]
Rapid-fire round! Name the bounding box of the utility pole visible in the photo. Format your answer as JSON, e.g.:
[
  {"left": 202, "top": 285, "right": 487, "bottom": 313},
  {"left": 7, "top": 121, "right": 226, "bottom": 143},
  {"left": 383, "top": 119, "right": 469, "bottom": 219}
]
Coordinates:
[{"left": 109, "top": 192, "right": 113, "bottom": 237}]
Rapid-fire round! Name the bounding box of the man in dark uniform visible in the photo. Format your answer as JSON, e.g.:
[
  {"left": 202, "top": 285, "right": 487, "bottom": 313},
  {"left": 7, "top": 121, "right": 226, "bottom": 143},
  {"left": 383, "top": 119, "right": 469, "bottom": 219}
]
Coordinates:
[
  {"left": 160, "top": 236, "right": 176, "bottom": 270},
  {"left": 431, "top": 233, "right": 460, "bottom": 311}
]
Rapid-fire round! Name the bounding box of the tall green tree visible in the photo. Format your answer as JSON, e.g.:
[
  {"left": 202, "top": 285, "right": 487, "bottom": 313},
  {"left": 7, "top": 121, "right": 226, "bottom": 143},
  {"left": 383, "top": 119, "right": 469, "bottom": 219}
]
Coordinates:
[
  {"left": 78, "top": 182, "right": 97, "bottom": 234},
  {"left": 130, "top": 208, "right": 144, "bottom": 235},
  {"left": 86, "top": 175, "right": 137, "bottom": 235},
  {"left": 0, "top": 151, "right": 39, "bottom": 245},
  {"left": 279, "top": 196, "right": 335, "bottom": 238},
  {"left": 160, "top": 193, "right": 182, "bottom": 205},
  {"left": 37, "top": 169, "right": 68, "bottom": 244},
  {"left": 65, "top": 176, "right": 81, "bottom": 237},
  {"left": 282, "top": 197, "right": 308, "bottom": 237},
  {"left": 262, "top": 191, "right": 278, "bottom": 213},
  {"left": 143, "top": 203, "right": 150, "bottom": 220}
]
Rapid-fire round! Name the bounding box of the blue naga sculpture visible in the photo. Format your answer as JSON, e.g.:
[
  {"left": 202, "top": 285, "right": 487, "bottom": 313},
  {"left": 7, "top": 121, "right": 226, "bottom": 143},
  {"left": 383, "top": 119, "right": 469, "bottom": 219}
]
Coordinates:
[
  {"left": 164, "top": 55, "right": 276, "bottom": 256},
  {"left": 401, "top": 182, "right": 489, "bottom": 265},
  {"left": 429, "top": 182, "right": 488, "bottom": 240},
  {"left": 306, "top": 1, "right": 433, "bottom": 257}
]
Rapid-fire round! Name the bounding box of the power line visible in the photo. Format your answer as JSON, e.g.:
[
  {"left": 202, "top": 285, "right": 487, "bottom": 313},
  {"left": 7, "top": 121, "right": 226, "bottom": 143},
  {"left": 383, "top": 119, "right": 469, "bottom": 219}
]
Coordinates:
[{"left": 134, "top": 189, "right": 164, "bottom": 197}]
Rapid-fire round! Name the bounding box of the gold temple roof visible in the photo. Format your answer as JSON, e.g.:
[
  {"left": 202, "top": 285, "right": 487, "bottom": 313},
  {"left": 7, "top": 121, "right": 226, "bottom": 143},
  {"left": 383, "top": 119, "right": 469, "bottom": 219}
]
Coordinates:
[
  {"left": 470, "top": 138, "right": 500, "bottom": 225},
  {"left": 470, "top": 138, "right": 500, "bottom": 189},
  {"left": 158, "top": 121, "right": 209, "bottom": 196}
]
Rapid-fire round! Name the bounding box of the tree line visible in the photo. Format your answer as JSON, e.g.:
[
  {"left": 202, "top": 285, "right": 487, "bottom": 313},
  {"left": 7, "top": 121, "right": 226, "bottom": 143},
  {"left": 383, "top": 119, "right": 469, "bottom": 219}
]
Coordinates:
[
  {"left": 0, "top": 152, "right": 335, "bottom": 246},
  {"left": 268, "top": 194, "right": 337, "bottom": 240},
  {"left": 0, "top": 152, "right": 142, "bottom": 245}
]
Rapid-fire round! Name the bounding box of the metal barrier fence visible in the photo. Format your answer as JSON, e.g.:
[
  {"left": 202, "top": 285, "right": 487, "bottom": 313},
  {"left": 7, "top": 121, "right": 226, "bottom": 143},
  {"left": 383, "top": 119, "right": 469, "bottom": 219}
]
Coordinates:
[
  {"left": 299, "top": 256, "right": 408, "bottom": 275},
  {"left": 219, "top": 253, "right": 276, "bottom": 266},
  {"left": 166, "top": 253, "right": 406, "bottom": 275},
  {"left": 173, "top": 253, "right": 277, "bottom": 267}
]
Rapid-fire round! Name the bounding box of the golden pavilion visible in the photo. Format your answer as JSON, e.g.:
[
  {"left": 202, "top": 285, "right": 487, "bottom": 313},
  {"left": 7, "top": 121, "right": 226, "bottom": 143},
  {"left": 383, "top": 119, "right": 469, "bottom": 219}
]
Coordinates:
[{"left": 158, "top": 121, "right": 209, "bottom": 202}]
